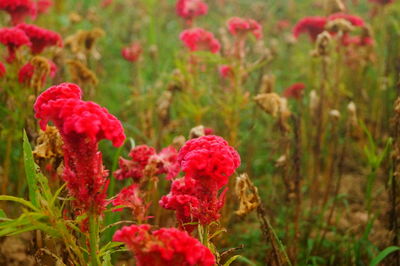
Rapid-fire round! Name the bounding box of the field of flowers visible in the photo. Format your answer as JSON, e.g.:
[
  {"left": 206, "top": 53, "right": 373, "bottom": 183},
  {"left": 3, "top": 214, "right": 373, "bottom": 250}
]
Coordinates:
[{"left": 0, "top": 0, "right": 400, "bottom": 265}]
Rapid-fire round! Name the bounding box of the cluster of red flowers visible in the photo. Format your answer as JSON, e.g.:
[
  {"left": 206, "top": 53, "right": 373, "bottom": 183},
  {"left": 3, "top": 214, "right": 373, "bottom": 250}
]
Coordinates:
[
  {"left": 115, "top": 145, "right": 180, "bottom": 181},
  {"left": 180, "top": 28, "right": 221, "bottom": 54},
  {"left": 219, "top": 64, "right": 233, "bottom": 79},
  {"left": 113, "top": 224, "right": 215, "bottom": 266},
  {"left": 283, "top": 83, "right": 306, "bottom": 100},
  {"left": 227, "top": 17, "right": 263, "bottom": 39},
  {"left": 34, "top": 83, "right": 126, "bottom": 214},
  {"left": 0, "top": 0, "right": 37, "bottom": 25},
  {"left": 18, "top": 59, "right": 57, "bottom": 84},
  {"left": 112, "top": 184, "right": 150, "bottom": 222},
  {"left": 176, "top": 0, "right": 208, "bottom": 25},
  {"left": 293, "top": 13, "right": 369, "bottom": 44},
  {"left": 160, "top": 135, "right": 240, "bottom": 231},
  {"left": 0, "top": 27, "right": 31, "bottom": 62},
  {"left": 17, "top": 23, "right": 62, "bottom": 54},
  {"left": 121, "top": 42, "right": 142, "bottom": 62}
]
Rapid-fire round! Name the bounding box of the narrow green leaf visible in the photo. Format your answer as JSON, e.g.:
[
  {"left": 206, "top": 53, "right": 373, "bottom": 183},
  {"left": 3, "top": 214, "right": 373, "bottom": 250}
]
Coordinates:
[
  {"left": 369, "top": 246, "right": 400, "bottom": 266},
  {"left": 0, "top": 195, "right": 39, "bottom": 211},
  {"left": 223, "top": 255, "right": 241, "bottom": 266},
  {"left": 23, "top": 130, "right": 39, "bottom": 207},
  {"left": 0, "top": 209, "right": 7, "bottom": 218}
]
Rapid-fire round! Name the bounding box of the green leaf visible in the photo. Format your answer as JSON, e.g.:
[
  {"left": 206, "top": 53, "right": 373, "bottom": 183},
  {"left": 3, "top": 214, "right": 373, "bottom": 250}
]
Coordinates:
[
  {"left": 369, "top": 246, "right": 400, "bottom": 266},
  {"left": 0, "top": 209, "right": 7, "bottom": 218},
  {"left": 23, "top": 130, "right": 39, "bottom": 207},
  {"left": 0, "top": 195, "right": 39, "bottom": 211},
  {"left": 223, "top": 255, "right": 241, "bottom": 266}
]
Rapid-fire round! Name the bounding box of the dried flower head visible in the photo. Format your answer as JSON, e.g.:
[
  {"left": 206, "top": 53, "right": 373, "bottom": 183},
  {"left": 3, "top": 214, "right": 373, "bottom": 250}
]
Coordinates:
[
  {"left": 65, "top": 28, "right": 105, "bottom": 60},
  {"left": 113, "top": 224, "right": 215, "bottom": 266},
  {"left": 227, "top": 17, "right": 263, "bottom": 39},
  {"left": 157, "top": 90, "right": 173, "bottom": 125},
  {"left": 17, "top": 23, "right": 63, "bottom": 54},
  {"left": 0, "top": 0, "right": 37, "bottom": 25},
  {"left": 0, "top": 27, "right": 31, "bottom": 62},
  {"left": 34, "top": 83, "right": 126, "bottom": 214},
  {"left": 259, "top": 74, "right": 275, "bottom": 94},
  {"left": 180, "top": 28, "right": 221, "bottom": 54},
  {"left": 325, "top": 18, "right": 355, "bottom": 33},
  {"left": 18, "top": 56, "right": 56, "bottom": 88},
  {"left": 235, "top": 174, "right": 261, "bottom": 217},
  {"left": 312, "top": 31, "right": 332, "bottom": 57},
  {"left": 67, "top": 59, "right": 98, "bottom": 87},
  {"left": 33, "top": 125, "right": 63, "bottom": 160},
  {"left": 121, "top": 42, "right": 142, "bottom": 62},
  {"left": 309, "top": 90, "right": 320, "bottom": 114}
]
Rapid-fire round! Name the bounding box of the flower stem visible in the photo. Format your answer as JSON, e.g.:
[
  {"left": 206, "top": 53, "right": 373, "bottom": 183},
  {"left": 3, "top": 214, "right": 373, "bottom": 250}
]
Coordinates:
[{"left": 89, "top": 214, "right": 100, "bottom": 266}]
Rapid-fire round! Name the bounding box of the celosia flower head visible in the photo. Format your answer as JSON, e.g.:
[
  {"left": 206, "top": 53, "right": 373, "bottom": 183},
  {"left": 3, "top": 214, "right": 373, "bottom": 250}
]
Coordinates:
[
  {"left": 0, "top": 27, "right": 31, "bottom": 62},
  {"left": 0, "top": 61, "right": 5, "bottom": 77},
  {"left": 121, "top": 42, "right": 142, "bottom": 62},
  {"left": 176, "top": 0, "right": 208, "bottom": 22},
  {"left": 112, "top": 184, "right": 149, "bottom": 222},
  {"left": 178, "top": 135, "right": 240, "bottom": 189},
  {"left": 36, "top": 0, "right": 52, "bottom": 15},
  {"left": 327, "top": 13, "right": 365, "bottom": 27},
  {"left": 18, "top": 59, "right": 57, "bottom": 84},
  {"left": 219, "top": 65, "right": 233, "bottom": 79},
  {"left": 17, "top": 23, "right": 63, "bottom": 54},
  {"left": 34, "top": 83, "right": 125, "bottom": 214},
  {"left": 293, "top": 16, "right": 327, "bottom": 41},
  {"left": 114, "top": 145, "right": 156, "bottom": 180},
  {"left": 180, "top": 28, "right": 220, "bottom": 54},
  {"left": 283, "top": 83, "right": 305, "bottom": 100},
  {"left": 113, "top": 224, "right": 215, "bottom": 266},
  {"left": 227, "top": 17, "right": 263, "bottom": 39},
  {"left": 0, "top": 0, "right": 37, "bottom": 25}
]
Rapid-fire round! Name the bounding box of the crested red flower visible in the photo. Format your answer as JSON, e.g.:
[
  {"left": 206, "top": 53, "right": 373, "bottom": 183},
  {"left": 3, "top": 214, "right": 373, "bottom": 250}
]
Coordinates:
[
  {"left": 17, "top": 23, "right": 63, "bottom": 54},
  {"left": 36, "top": 0, "right": 52, "bottom": 15},
  {"left": 176, "top": 0, "right": 208, "bottom": 22},
  {"left": 0, "top": 27, "right": 31, "bottom": 62},
  {"left": 159, "top": 178, "right": 227, "bottom": 231},
  {"left": 121, "top": 42, "right": 142, "bottom": 62},
  {"left": 0, "top": 62, "right": 6, "bottom": 78},
  {"left": 227, "top": 17, "right": 263, "bottom": 39},
  {"left": 219, "top": 65, "right": 233, "bottom": 79},
  {"left": 18, "top": 59, "right": 57, "bottom": 84},
  {"left": 114, "top": 145, "right": 156, "bottom": 180},
  {"left": 112, "top": 184, "right": 149, "bottom": 222},
  {"left": 283, "top": 83, "right": 306, "bottom": 100},
  {"left": 293, "top": 16, "right": 327, "bottom": 41},
  {"left": 180, "top": 28, "right": 220, "bottom": 54},
  {"left": 327, "top": 13, "right": 365, "bottom": 27},
  {"left": 113, "top": 224, "right": 215, "bottom": 266},
  {"left": 152, "top": 146, "right": 180, "bottom": 180},
  {"left": 178, "top": 135, "right": 240, "bottom": 190},
  {"left": 341, "top": 35, "right": 374, "bottom": 47},
  {"left": 0, "top": 0, "right": 36, "bottom": 25},
  {"left": 34, "top": 83, "right": 126, "bottom": 214}
]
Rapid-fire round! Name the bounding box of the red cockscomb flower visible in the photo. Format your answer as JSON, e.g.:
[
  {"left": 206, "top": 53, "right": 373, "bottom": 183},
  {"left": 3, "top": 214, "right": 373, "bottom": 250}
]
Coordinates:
[
  {"left": 36, "top": 0, "right": 52, "bottom": 15},
  {"left": 176, "top": 0, "right": 208, "bottom": 23},
  {"left": 152, "top": 146, "right": 180, "bottom": 180},
  {"left": 219, "top": 65, "right": 233, "bottom": 79},
  {"left": 112, "top": 184, "right": 150, "bottom": 222},
  {"left": 18, "top": 59, "right": 57, "bottom": 84},
  {"left": 283, "top": 83, "right": 305, "bottom": 100},
  {"left": 293, "top": 16, "right": 327, "bottom": 41},
  {"left": 34, "top": 83, "right": 125, "bottom": 214},
  {"left": 227, "top": 17, "right": 263, "bottom": 39},
  {"left": 178, "top": 135, "right": 240, "bottom": 190},
  {"left": 327, "top": 13, "right": 365, "bottom": 27},
  {"left": 17, "top": 23, "right": 63, "bottom": 54},
  {"left": 113, "top": 224, "right": 215, "bottom": 266},
  {"left": 114, "top": 145, "right": 156, "bottom": 180},
  {"left": 180, "top": 28, "right": 220, "bottom": 54},
  {"left": 121, "top": 42, "right": 142, "bottom": 62},
  {"left": 0, "top": 27, "right": 31, "bottom": 62},
  {"left": 0, "top": 62, "right": 6, "bottom": 77},
  {"left": 0, "top": 0, "right": 37, "bottom": 25}
]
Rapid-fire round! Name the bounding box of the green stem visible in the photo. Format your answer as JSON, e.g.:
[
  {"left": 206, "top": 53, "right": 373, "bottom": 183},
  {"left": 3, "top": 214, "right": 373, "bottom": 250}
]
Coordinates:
[{"left": 89, "top": 214, "right": 100, "bottom": 266}]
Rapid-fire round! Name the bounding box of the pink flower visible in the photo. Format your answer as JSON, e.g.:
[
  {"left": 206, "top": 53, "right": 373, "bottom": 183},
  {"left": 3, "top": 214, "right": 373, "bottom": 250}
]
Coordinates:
[
  {"left": 121, "top": 42, "right": 142, "bottom": 62},
  {"left": 113, "top": 224, "right": 215, "bottom": 266},
  {"left": 178, "top": 135, "right": 240, "bottom": 190},
  {"left": 17, "top": 23, "right": 63, "bottom": 54},
  {"left": 36, "top": 0, "right": 52, "bottom": 15},
  {"left": 180, "top": 28, "right": 220, "bottom": 54},
  {"left": 219, "top": 65, "right": 233, "bottom": 79},
  {"left": 293, "top": 16, "right": 327, "bottom": 41},
  {"left": 0, "top": 0, "right": 37, "bottom": 25},
  {"left": 112, "top": 184, "right": 149, "bottom": 222},
  {"left": 159, "top": 178, "right": 226, "bottom": 231},
  {"left": 114, "top": 145, "right": 156, "bottom": 180},
  {"left": 176, "top": 0, "right": 208, "bottom": 22},
  {"left": 34, "top": 83, "right": 126, "bottom": 214},
  {"left": 283, "top": 83, "right": 305, "bottom": 100},
  {"left": 327, "top": 13, "right": 365, "bottom": 27},
  {"left": 0, "top": 62, "right": 6, "bottom": 78},
  {"left": 227, "top": 17, "right": 263, "bottom": 39},
  {"left": 0, "top": 27, "right": 31, "bottom": 62},
  {"left": 153, "top": 146, "right": 180, "bottom": 180},
  {"left": 18, "top": 60, "right": 57, "bottom": 84}
]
